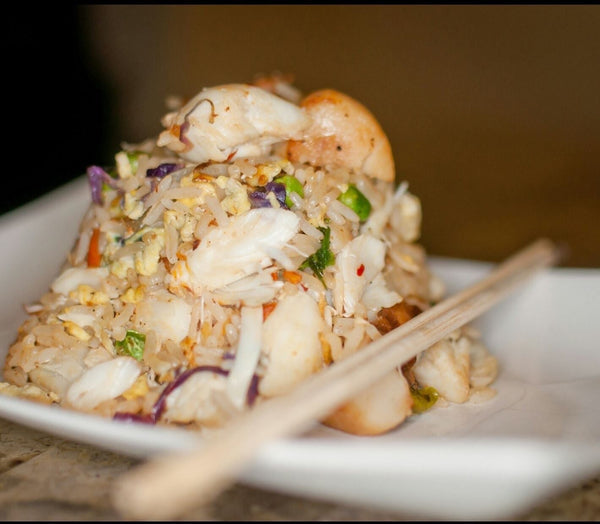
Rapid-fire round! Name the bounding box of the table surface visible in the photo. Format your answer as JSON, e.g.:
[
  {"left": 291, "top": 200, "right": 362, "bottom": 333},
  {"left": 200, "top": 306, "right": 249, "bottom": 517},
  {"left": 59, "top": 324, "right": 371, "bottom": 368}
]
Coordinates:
[{"left": 0, "top": 416, "right": 597, "bottom": 521}]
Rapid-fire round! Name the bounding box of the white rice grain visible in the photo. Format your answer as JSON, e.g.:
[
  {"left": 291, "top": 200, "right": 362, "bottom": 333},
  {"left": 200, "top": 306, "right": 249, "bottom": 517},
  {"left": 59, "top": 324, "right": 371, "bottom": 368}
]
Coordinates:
[
  {"left": 329, "top": 198, "right": 360, "bottom": 222},
  {"left": 204, "top": 194, "right": 229, "bottom": 227},
  {"left": 325, "top": 206, "right": 346, "bottom": 226},
  {"left": 164, "top": 222, "right": 179, "bottom": 264},
  {"left": 142, "top": 201, "right": 165, "bottom": 226},
  {"left": 298, "top": 218, "right": 323, "bottom": 240}
]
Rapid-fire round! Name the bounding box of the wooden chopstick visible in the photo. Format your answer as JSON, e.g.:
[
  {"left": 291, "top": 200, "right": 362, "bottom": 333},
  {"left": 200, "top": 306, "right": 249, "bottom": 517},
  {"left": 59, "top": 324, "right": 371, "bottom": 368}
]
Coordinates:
[{"left": 111, "top": 238, "right": 562, "bottom": 520}]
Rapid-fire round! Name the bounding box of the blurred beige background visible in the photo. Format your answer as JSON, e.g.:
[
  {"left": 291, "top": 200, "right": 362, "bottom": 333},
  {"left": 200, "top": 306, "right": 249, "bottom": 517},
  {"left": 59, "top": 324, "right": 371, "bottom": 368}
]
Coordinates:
[{"left": 79, "top": 5, "right": 599, "bottom": 267}]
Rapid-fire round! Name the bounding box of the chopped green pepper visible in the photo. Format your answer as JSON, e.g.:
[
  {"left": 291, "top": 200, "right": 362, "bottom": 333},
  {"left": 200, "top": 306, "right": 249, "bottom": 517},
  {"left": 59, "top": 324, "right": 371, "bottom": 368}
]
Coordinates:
[
  {"left": 115, "top": 330, "right": 146, "bottom": 361},
  {"left": 410, "top": 385, "right": 439, "bottom": 414},
  {"left": 276, "top": 174, "right": 304, "bottom": 208},
  {"left": 299, "top": 226, "right": 335, "bottom": 285},
  {"left": 126, "top": 151, "right": 140, "bottom": 175},
  {"left": 337, "top": 184, "right": 372, "bottom": 221}
]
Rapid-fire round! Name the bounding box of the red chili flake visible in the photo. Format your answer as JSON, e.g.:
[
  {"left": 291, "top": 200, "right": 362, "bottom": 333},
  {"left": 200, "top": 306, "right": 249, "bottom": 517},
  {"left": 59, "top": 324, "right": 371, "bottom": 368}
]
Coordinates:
[{"left": 356, "top": 263, "right": 365, "bottom": 276}]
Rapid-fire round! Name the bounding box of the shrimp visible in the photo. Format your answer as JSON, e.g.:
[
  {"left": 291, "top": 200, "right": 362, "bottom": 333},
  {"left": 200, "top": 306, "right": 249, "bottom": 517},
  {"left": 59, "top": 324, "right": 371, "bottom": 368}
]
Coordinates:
[
  {"left": 287, "top": 89, "right": 395, "bottom": 182},
  {"left": 157, "top": 84, "right": 312, "bottom": 164},
  {"left": 322, "top": 367, "right": 413, "bottom": 435}
]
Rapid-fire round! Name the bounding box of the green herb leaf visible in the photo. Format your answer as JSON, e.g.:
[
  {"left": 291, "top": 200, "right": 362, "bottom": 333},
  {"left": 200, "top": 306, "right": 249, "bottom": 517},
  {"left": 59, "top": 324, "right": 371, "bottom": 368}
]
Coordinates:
[
  {"left": 299, "top": 226, "right": 335, "bottom": 285},
  {"left": 126, "top": 151, "right": 140, "bottom": 175},
  {"left": 337, "top": 184, "right": 372, "bottom": 221},
  {"left": 276, "top": 174, "right": 304, "bottom": 208},
  {"left": 115, "top": 330, "right": 146, "bottom": 361}
]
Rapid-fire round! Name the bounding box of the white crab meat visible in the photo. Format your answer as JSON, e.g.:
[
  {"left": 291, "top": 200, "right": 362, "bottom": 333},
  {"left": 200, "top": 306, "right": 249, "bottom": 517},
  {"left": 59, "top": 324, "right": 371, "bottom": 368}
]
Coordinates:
[
  {"left": 157, "top": 83, "right": 312, "bottom": 163},
  {"left": 171, "top": 208, "right": 300, "bottom": 293},
  {"left": 390, "top": 190, "right": 422, "bottom": 243},
  {"left": 469, "top": 340, "right": 499, "bottom": 387},
  {"left": 65, "top": 356, "right": 141, "bottom": 411},
  {"left": 333, "top": 234, "right": 389, "bottom": 316},
  {"left": 133, "top": 291, "right": 192, "bottom": 343},
  {"left": 361, "top": 273, "right": 402, "bottom": 318},
  {"left": 412, "top": 332, "right": 471, "bottom": 403},
  {"left": 226, "top": 306, "right": 263, "bottom": 409},
  {"left": 163, "top": 370, "right": 230, "bottom": 425},
  {"left": 259, "top": 291, "right": 324, "bottom": 397},
  {"left": 51, "top": 267, "right": 109, "bottom": 296},
  {"left": 57, "top": 307, "right": 99, "bottom": 331},
  {"left": 27, "top": 346, "right": 89, "bottom": 399}
]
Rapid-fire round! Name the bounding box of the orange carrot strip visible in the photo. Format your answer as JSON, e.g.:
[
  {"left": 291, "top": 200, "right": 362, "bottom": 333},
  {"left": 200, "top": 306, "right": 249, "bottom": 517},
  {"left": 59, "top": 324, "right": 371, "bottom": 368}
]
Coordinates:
[
  {"left": 262, "top": 302, "right": 277, "bottom": 321},
  {"left": 87, "top": 228, "right": 102, "bottom": 268}
]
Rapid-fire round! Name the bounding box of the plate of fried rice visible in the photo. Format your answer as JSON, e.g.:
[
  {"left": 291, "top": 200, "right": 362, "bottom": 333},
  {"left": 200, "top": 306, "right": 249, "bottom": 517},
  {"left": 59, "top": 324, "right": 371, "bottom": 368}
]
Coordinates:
[{"left": 0, "top": 76, "right": 598, "bottom": 519}]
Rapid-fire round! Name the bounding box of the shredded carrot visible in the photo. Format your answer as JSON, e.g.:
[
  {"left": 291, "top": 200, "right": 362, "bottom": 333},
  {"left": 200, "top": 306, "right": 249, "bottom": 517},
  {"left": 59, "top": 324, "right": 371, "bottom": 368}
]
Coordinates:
[
  {"left": 262, "top": 302, "right": 277, "bottom": 321},
  {"left": 87, "top": 228, "right": 102, "bottom": 268},
  {"left": 282, "top": 270, "right": 302, "bottom": 284}
]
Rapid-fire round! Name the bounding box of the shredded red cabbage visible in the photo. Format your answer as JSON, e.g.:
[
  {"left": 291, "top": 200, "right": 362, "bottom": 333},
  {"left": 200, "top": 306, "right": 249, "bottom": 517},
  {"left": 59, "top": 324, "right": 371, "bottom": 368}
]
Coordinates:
[
  {"left": 146, "top": 163, "right": 183, "bottom": 178},
  {"left": 86, "top": 165, "right": 119, "bottom": 205},
  {"left": 247, "top": 373, "right": 260, "bottom": 407},
  {"left": 249, "top": 181, "right": 288, "bottom": 209}
]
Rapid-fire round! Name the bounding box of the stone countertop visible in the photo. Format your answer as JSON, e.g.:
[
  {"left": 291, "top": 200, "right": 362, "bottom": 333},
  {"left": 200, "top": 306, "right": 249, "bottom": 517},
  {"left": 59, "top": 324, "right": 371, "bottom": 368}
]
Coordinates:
[{"left": 0, "top": 418, "right": 598, "bottom": 521}]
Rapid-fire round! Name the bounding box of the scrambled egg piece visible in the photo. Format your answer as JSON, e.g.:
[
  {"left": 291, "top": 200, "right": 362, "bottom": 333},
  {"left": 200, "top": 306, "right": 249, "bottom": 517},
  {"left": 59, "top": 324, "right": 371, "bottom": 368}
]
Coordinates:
[
  {"left": 215, "top": 175, "right": 251, "bottom": 215},
  {"left": 178, "top": 172, "right": 218, "bottom": 207},
  {"left": 135, "top": 229, "right": 165, "bottom": 276},
  {"left": 70, "top": 285, "right": 109, "bottom": 306}
]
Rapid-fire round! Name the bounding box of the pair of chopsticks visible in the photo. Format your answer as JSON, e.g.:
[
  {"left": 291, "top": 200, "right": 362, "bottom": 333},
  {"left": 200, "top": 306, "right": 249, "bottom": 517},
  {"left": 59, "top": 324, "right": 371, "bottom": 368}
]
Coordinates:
[{"left": 112, "top": 238, "right": 562, "bottom": 520}]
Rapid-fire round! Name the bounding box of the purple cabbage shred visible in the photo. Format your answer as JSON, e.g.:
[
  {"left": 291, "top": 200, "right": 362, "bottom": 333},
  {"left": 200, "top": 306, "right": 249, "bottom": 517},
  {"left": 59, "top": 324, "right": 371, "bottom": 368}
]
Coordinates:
[
  {"left": 146, "top": 163, "right": 182, "bottom": 178},
  {"left": 86, "top": 165, "right": 118, "bottom": 205},
  {"left": 248, "top": 181, "right": 288, "bottom": 209},
  {"left": 247, "top": 374, "right": 260, "bottom": 406}
]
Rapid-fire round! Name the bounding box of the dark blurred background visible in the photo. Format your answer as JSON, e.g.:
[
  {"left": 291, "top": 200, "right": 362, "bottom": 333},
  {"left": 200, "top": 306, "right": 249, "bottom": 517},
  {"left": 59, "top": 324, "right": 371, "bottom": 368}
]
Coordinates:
[{"left": 6, "top": 5, "right": 599, "bottom": 267}]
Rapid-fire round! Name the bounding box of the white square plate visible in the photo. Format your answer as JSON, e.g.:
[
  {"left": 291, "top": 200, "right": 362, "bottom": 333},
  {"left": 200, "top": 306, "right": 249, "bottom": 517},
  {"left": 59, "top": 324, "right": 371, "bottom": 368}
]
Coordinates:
[{"left": 1, "top": 178, "right": 599, "bottom": 520}]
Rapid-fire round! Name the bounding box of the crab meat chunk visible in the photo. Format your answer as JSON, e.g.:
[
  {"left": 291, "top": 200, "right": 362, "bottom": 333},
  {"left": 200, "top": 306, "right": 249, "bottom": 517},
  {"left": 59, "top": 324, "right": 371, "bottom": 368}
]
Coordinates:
[
  {"left": 133, "top": 291, "right": 192, "bottom": 343},
  {"left": 158, "top": 83, "right": 312, "bottom": 164},
  {"left": 163, "top": 370, "right": 230, "bottom": 425},
  {"left": 259, "top": 291, "right": 324, "bottom": 397},
  {"left": 412, "top": 331, "right": 471, "bottom": 403},
  {"left": 334, "top": 234, "right": 391, "bottom": 316},
  {"left": 171, "top": 208, "right": 300, "bottom": 293},
  {"left": 65, "top": 356, "right": 141, "bottom": 411},
  {"left": 51, "top": 267, "right": 109, "bottom": 296}
]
